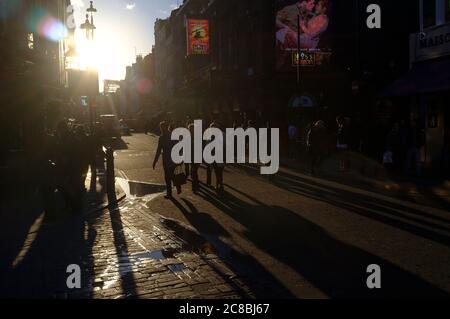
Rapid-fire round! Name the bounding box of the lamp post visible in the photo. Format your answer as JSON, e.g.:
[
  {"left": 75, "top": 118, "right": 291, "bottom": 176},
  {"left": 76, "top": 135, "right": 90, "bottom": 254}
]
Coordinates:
[
  {"left": 79, "top": 1, "right": 97, "bottom": 134},
  {"left": 297, "top": 13, "right": 301, "bottom": 89},
  {"left": 80, "top": 1, "right": 97, "bottom": 40}
]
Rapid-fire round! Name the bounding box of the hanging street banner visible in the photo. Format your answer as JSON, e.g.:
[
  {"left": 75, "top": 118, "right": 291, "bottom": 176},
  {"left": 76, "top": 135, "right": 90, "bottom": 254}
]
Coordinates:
[{"left": 187, "top": 19, "right": 210, "bottom": 56}]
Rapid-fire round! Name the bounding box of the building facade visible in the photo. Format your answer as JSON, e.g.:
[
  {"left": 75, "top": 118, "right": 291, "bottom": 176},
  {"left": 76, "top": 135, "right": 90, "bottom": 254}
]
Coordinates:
[
  {"left": 383, "top": 0, "right": 450, "bottom": 174},
  {"left": 152, "top": 0, "right": 420, "bottom": 160},
  {"left": 0, "top": 0, "right": 71, "bottom": 162}
]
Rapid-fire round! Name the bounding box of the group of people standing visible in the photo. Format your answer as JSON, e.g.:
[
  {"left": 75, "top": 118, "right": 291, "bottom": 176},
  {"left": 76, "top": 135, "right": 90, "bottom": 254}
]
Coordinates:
[
  {"left": 152, "top": 120, "right": 225, "bottom": 199},
  {"left": 289, "top": 115, "right": 353, "bottom": 175},
  {"left": 298, "top": 116, "right": 428, "bottom": 178},
  {"left": 152, "top": 114, "right": 431, "bottom": 198},
  {"left": 385, "top": 119, "right": 426, "bottom": 177},
  {"left": 304, "top": 116, "right": 353, "bottom": 175},
  {"left": 38, "top": 121, "right": 99, "bottom": 220}
]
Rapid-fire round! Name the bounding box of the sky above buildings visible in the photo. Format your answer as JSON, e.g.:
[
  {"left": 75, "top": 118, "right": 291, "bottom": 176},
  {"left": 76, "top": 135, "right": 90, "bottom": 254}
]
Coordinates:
[{"left": 72, "top": 0, "right": 181, "bottom": 82}]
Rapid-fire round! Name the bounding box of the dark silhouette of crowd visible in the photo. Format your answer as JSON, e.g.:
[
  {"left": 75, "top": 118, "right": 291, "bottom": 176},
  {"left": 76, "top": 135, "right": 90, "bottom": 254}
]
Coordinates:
[
  {"left": 37, "top": 120, "right": 100, "bottom": 221},
  {"left": 385, "top": 119, "right": 426, "bottom": 177},
  {"left": 289, "top": 114, "right": 432, "bottom": 179},
  {"left": 152, "top": 119, "right": 228, "bottom": 199}
]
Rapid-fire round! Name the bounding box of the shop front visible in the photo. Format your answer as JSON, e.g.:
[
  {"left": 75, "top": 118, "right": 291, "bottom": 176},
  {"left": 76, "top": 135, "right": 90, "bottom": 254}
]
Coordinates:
[{"left": 382, "top": 23, "right": 450, "bottom": 175}]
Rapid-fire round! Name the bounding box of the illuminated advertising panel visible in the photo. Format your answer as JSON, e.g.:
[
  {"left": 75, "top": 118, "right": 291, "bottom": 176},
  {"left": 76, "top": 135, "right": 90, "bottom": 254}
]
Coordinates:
[
  {"left": 187, "top": 19, "right": 210, "bottom": 55},
  {"left": 276, "top": 0, "right": 332, "bottom": 70}
]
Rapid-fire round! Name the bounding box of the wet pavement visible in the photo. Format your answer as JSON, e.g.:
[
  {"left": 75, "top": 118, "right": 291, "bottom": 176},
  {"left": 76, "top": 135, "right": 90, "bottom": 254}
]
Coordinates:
[
  {"left": 2, "top": 133, "right": 450, "bottom": 299},
  {"left": 0, "top": 175, "right": 257, "bottom": 299}
]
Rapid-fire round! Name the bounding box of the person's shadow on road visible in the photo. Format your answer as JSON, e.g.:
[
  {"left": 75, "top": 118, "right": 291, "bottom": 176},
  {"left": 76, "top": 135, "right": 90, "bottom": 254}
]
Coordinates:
[{"left": 196, "top": 185, "right": 449, "bottom": 298}]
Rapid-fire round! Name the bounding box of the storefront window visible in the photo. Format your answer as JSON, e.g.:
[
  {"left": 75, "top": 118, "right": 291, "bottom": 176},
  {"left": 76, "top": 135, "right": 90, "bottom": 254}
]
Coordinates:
[{"left": 423, "top": 0, "right": 436, "bottom": 28}]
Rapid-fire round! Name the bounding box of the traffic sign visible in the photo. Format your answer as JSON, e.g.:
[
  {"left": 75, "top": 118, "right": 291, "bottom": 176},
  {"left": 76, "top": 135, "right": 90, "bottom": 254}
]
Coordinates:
[{"left": 81, "top": 96, "right": 89, "bottom": 107}]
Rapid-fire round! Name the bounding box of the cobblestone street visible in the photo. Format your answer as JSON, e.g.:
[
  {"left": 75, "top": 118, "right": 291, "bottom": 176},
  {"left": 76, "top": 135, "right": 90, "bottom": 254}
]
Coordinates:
[
  {"left": 1, "top": 191, "right": 263, "bottom": 299},
  {"left": 2, "top": 133, "right": 450, "bottom": 299}
]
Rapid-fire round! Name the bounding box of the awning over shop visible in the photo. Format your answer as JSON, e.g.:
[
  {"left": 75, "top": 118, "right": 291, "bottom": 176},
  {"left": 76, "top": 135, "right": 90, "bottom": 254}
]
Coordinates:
[{"left": 381, "top": 58, "right": 450, "bottom": 97}]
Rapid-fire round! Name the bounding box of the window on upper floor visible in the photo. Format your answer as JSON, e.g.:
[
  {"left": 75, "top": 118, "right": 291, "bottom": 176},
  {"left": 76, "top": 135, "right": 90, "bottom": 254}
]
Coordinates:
[
  {"left": 423, "top": 0, "right": 436, "bottom": 28},
  {"left": 446, "top": 0, "right": 450, "bottom": 22}
]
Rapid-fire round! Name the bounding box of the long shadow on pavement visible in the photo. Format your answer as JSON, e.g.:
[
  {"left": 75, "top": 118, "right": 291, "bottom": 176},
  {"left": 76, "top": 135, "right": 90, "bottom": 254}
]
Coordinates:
[
  {"left": 268, "top": 173, "right": 450, "bottom": 248},
  {"left": 234, "top": 164, "right": 450, "bottom": 247},
  {"left": 197, "top": 184, "right": 448, "bottom": 298},
  {"left": 168, "top": 197, "right": 296, "bottom": 299}
]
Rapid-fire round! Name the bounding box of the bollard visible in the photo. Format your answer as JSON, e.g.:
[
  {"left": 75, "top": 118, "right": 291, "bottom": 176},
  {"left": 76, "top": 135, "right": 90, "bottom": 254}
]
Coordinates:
[{"left": 105, "top": 147, "right": 115, "bottom": 194}]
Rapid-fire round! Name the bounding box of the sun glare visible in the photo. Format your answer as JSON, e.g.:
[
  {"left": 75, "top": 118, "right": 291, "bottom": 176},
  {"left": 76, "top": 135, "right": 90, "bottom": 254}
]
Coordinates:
[
  {"left": 73, "top": 29, "right": 129, "bottom": 88},
  {"left": 75, "top": 36, "right": 100, "bottom": 69}
]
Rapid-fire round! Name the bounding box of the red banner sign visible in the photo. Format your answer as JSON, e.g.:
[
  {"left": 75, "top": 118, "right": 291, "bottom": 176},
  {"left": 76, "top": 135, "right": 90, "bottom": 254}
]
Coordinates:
[{"left": 187, "top": 19, "right": 210, "bottom": 55}]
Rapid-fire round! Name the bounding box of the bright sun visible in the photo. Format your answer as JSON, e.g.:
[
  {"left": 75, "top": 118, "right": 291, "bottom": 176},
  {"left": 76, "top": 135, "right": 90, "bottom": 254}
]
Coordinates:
[
  {"left": 73, "top": 29, "right": 128, "bottom": 86},
  {"left": 75, "top": 37, "right": 101, "bottom": 69}
]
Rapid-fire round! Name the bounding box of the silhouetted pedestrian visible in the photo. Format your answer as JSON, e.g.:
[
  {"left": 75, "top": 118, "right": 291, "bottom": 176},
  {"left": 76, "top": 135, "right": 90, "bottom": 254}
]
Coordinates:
[
  {"left": 404, "top": 120, "right": 425, "bottom": 177},
  {"left": 54, "top": 121, "right": 78, "bottom": 212},
  {"left": 184, "top": 121, "right": 192, "bottom": 178},
  {"left": 205, "top": 123, "right": 225, "bottom": 194},
  {"left": 336, "top": 116, "right": 351, "bottom": 171},
  {"left": 72, "top": 125, "right": 89, "bottom": 209},
  {"left": 153, "top": 121, "right": 180, "bottom": 199},
  {"left": 288, "top": 123, "right": 297, "bottom": 159},
  {"left": 37, "top": 131, "right": 57, "bottom": 221},
  {"left": 307, "top": 120, "right": 329, "bottom": 175},
  {"left": 386, "top": 122, "right": 402, "bottom": 170},
  {"left": 188, "top": 123, "right": 200, "bottom": 192}
]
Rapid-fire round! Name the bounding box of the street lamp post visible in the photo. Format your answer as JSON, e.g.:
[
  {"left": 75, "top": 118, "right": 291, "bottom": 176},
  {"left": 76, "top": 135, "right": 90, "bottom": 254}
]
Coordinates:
[
  {"left": 297, "top": 13, "right": 301, "bottom": 89},
  {"left": 80, "top": 1, "right": 97, "bottom": 40},
  {"left": 79, "top": 1, "right": 97, "bottom": 134}
]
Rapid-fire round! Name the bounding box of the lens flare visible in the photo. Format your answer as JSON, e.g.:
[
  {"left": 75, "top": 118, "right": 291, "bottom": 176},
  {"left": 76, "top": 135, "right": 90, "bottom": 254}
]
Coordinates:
[{"left": 27, "top": 6, "right": 67, "bottom": 42}]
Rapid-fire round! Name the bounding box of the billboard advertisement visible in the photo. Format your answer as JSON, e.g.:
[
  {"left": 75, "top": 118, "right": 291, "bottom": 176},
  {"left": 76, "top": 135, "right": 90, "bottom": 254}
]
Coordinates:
[
  {"left": 276, "top": 0, "right": 332, "bottom": 70},
  {"left": 187, "top": 19, "right": 210, "bottom": 56}
]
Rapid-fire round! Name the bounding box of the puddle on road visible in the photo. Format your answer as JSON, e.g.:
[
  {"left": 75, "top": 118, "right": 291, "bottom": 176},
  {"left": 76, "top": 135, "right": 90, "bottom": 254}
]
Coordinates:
[
  {"left": 132, "top": 248, "right": 178, "bottom": 261},
  {"left": 100, "top": 248, "right": 185, "bottom": 290},
  {"left": 168, "top": 264, "right": 187, "bottom": 272},
  {"left": 133, "top": 250, "right": 187, "bottom": 272},
  {"left": 116, "top": 178, "right": 165, "bottom": 200}
]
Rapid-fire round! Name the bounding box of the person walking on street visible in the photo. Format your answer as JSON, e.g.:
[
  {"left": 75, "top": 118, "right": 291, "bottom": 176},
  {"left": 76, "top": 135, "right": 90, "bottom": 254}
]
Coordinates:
[
  {"left": 404, "top": 120, "right": 425, "bottom": 178},
  {"left": 185, "top": 119, "right": 193, "bottom": 178},
  {"left": 72, "top": 125, "right": 89, "bottom": 210},
  {"left": 205, "top": 122, "right": 225, "bottom": 193},
  {"left": 153, "top": 121, "right": 181, "bottom": 199},
  {"left": 336, "top": 116, "right": 351, "bottom": 172},
  {"left": 188, "top": 123, "right": 200, "bottom": 193},
  {"left": 288, "top": 123, "right": 297, "bottom": 159},
  {"left": 54, "top": 121, "right": 78, "bottom": 212},
  {"left": 37, "top": 131, "right": 57, "bottom": 221},
  {"left": 206, "top": 121, "right": 216, "bottom": 187},
  {"left": 385, "top": 122, "right": 402, "bottom": 170},
  {"left": 212, "top": 123, "right": 225, "bottom": 193},
  {"left": 307, "top": 120, "right": 329, "bottom": 175}
]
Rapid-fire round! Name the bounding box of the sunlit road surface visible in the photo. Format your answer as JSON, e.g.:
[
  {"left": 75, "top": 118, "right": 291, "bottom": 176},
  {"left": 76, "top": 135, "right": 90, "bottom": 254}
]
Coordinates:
[{"left": 114, "top": 134, "right": 450, "bottom": 298}]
